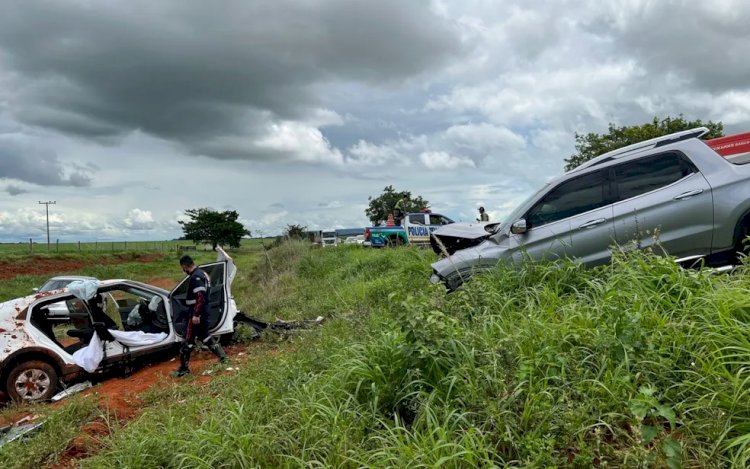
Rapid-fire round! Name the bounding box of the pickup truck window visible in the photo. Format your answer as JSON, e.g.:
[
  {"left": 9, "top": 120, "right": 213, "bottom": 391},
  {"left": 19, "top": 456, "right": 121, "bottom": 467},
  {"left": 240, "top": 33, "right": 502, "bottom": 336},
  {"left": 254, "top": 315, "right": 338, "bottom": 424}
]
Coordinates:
[
  {"left": 409, "top": 214, "right": 426, "bottom": 224},
  {"left": 526, "top": 170, "right": 608, "bottom": 228},
  {"left": 614, "top": 152, "right": 694, "bottom": 201},
  {"left": 429, "top": 214, "right": 452, "bottom": 225}
]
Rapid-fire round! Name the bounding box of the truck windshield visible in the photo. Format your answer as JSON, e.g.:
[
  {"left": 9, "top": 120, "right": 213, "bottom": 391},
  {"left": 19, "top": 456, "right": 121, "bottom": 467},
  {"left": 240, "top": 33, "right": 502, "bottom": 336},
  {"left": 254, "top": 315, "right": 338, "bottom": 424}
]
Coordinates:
[{"left": 322, "top": 231, "right": 336, "bottom": 237}]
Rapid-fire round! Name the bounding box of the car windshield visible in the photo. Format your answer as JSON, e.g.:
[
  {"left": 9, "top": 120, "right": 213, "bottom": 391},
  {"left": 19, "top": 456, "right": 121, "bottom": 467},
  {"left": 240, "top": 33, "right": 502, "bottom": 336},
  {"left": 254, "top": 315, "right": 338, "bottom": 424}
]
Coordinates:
[
  {"left": 502, "top": 184, "right": 551, "bottom": 226},
  {"left": 39, "top": 279, "right": 71, "bottom": 292}
]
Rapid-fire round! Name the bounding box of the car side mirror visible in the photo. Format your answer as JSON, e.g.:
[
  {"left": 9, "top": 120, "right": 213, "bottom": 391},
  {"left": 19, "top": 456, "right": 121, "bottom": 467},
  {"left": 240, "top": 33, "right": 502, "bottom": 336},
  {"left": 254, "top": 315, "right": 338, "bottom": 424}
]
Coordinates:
[
  {"left": 511, "top": 219, "right": 528, "bottom": 234},
  {"left": 32, "top": 287, "right": 39, "bottom": 293}
]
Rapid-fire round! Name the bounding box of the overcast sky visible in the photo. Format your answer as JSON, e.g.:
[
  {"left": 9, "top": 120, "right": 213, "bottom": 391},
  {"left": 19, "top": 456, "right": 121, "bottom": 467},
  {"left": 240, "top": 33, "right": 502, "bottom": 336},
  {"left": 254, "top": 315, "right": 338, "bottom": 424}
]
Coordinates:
[{"left": 1, "top": 0, "right": 749, "bottom": 242}]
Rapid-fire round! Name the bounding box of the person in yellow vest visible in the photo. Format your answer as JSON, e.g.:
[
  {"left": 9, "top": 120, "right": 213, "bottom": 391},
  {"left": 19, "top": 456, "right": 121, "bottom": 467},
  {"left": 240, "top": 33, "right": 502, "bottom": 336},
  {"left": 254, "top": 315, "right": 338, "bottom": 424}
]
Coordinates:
[
  {"left": 477, "top": 206, "right": 489, "bottom": 222},
  {"left": 393, "top": 193, "right": 409, "bottom": 226}
]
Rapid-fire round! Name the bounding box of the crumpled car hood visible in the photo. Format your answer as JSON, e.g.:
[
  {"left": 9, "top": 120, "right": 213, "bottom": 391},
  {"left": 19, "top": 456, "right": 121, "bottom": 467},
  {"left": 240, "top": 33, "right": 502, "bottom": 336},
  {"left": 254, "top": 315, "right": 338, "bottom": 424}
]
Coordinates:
[{"left": 432, "top": 222, "right": 500, "bottom": 240}]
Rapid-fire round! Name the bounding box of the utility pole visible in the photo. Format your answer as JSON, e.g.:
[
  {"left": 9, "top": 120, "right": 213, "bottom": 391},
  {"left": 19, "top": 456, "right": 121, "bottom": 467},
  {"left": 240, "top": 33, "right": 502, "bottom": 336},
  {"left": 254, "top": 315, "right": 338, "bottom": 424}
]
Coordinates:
[{"left": 38, "top": 201, "right": 56, "bottom": 250}]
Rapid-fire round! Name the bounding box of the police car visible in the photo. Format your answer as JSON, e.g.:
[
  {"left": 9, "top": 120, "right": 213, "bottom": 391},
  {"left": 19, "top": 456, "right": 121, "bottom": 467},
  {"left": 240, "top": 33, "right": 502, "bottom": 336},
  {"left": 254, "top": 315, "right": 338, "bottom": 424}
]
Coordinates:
[{"left": 365, "top": 210, "right": 454, "bottom": 247}]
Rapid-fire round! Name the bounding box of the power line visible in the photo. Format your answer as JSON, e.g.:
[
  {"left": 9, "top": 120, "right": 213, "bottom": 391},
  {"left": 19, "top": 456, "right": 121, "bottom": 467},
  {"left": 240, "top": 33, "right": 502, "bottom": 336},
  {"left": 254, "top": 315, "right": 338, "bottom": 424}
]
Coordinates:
[{"left": 38, "top": 201, "right": 56, "bottom": 250}]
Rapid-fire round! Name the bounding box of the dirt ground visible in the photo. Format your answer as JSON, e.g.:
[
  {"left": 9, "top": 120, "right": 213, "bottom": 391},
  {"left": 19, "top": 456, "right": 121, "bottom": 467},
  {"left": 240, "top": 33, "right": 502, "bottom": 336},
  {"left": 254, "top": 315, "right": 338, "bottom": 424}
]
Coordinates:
[
  {"left": 0, "top": 274, "right": 252, "bottom": 468},
  {"left": 0, "top": 344, "right": 253, "bottom": 468},
  {"left": 48, "top": 344, "right": 251, "bottom": 468},
  {"left": 0, "top": 254, "right": 164, "bottom": 280}
]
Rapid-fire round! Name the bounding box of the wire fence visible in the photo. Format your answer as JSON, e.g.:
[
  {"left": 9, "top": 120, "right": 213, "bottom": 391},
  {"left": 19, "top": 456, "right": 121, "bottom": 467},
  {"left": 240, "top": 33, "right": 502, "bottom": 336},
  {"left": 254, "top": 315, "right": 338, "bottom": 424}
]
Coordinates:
[{"left": 0, "top": 239, "right": 213, "bottom": 255}]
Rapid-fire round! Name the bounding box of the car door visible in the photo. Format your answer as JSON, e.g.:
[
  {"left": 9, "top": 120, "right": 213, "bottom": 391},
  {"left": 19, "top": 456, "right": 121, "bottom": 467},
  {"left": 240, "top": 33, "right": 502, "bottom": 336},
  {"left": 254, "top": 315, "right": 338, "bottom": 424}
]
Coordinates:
[
  {"left": 611, "top": 151, "right": 713, "bottom": 257},
  {"left": 169, "top": 261, "right": 229, "bottom": 337},
  {"left": 406, "top": 213, "right": 430, "bottom": 244},
  {"left": 510, "top": 169, "right": 616, "bottom": 266}
]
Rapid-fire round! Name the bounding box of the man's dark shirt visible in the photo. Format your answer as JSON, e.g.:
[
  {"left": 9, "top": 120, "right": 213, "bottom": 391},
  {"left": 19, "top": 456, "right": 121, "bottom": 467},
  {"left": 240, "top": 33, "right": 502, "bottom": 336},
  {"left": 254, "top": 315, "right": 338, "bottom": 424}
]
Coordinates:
[{"left": 186, "top": 268, "right": 210, "bottom": 318}]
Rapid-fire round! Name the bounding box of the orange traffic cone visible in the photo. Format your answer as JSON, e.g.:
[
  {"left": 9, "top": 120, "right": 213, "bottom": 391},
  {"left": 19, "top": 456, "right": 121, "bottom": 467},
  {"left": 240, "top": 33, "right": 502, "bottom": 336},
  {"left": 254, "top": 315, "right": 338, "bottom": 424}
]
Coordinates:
[{"left": 386, "top": 213, "right": 395, "bottom": 226}]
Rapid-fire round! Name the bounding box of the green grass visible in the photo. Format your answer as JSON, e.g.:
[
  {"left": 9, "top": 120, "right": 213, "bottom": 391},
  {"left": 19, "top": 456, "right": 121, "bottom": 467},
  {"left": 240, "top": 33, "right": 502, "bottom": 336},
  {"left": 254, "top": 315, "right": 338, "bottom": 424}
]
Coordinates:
[
  {"left": 0, "top": 240, "right": 268, "bottom": 303},
  {"left": 0, "top": 238, "right": 269, "bottom": 255},
  {"left": 0, "top": 396, "right": 101, "bottom": 469},
  {"left": 5, "top": 242, "right": 750, "bottom": 467}
]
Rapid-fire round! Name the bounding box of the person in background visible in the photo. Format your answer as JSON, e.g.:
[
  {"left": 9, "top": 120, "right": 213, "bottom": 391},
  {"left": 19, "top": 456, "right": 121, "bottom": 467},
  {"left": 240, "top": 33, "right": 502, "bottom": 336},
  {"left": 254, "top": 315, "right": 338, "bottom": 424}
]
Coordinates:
[
  {"left": 393, "top": 192, "right": 409, "bottom": 226},
  {"left": 477, "top": 206, "right": 489, "bottom": 222}
]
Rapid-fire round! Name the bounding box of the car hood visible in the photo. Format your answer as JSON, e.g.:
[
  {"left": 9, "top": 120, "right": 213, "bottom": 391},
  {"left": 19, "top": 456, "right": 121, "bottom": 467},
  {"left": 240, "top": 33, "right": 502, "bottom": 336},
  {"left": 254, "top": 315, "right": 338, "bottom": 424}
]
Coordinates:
[{"left": 432, "top": 222, "right": 501, "bottom": 240}]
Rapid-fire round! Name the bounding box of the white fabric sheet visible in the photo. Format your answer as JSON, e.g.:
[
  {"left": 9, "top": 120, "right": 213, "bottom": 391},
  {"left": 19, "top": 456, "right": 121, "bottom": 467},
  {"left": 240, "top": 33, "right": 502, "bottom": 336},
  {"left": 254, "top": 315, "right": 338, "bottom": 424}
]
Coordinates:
[{"left": 72, "top": 330, "right": 168, "bottom": 372}]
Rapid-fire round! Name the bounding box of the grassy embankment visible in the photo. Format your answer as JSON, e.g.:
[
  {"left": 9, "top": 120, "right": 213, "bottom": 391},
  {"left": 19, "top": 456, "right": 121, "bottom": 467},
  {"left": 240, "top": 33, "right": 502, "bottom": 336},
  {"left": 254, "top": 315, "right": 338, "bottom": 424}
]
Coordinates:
[{"left": 4, "top": 242, "right": 750, "bottom": 467}]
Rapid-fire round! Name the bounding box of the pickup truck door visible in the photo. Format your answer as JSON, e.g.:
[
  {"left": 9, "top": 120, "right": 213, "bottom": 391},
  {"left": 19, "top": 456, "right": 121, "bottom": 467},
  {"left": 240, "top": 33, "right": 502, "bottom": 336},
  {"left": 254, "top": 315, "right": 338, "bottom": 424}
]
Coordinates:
[
  {"left": 511, "top": 168, "right": 615, "bottom": 266},
  {"left": 611, "top": 151, "right": 713, "bottom": 258},
  {"left": 406, "top": 213, "right": 431, "bottom": 244}
]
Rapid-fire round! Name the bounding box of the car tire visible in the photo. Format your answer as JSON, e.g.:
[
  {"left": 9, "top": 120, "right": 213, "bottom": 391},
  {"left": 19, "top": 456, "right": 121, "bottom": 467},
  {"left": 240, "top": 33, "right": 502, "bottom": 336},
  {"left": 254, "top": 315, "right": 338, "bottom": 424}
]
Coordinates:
[
  {"left": 386, "top": 236, "right": 404, "bottom": 248},
  {"left": 6, "top": 360, "right": 58, "bottom": 402}
]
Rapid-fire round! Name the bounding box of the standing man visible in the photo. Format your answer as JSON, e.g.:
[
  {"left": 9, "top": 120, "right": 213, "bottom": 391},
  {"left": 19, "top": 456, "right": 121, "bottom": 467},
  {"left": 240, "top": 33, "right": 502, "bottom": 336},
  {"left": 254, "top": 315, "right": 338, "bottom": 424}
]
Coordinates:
[
  {"left": 393, "top": 192, "right": 409, "bottom": 226},
  {"left": 172, "top": 255, "right": 228, "bottom": 377},
  {"left": 477, "top": 206, "right": 489, "bottom": 222}
]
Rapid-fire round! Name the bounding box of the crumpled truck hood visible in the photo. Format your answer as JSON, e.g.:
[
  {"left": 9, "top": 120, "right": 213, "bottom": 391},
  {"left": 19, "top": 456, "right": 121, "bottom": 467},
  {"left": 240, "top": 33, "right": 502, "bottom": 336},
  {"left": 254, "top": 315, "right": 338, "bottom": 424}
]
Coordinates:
[{"left": 432, "top": 222, "right": 500, "bottom": 240}]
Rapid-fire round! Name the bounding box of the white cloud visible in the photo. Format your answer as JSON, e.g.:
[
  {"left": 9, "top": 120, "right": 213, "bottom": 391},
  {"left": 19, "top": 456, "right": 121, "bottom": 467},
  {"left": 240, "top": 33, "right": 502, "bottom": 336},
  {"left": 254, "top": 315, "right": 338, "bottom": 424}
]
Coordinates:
[
  {"left": 122, "top": 208, "right": 156, "bottom": 230},
  {"left": 2, "top": 0, "right": 750, "bottom": 241},
  {"left": 419, "top": 151, "right": 475, "bottom": 170},
  {"left": 254, "top": 121, "right": 344, "bottom": 165}
]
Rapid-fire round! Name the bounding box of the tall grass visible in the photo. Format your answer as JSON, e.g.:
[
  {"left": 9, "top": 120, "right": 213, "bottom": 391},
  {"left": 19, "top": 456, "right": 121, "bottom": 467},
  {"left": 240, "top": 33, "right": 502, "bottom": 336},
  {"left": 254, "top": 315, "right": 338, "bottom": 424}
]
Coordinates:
[{"left": 13, "top": 242, "right": 750, "bottom": 467}]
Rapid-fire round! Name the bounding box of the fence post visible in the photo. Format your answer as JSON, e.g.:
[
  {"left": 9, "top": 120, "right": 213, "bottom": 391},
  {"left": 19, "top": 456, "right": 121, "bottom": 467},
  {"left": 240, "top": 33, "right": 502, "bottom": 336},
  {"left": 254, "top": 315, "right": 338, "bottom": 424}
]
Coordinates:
[
  {"left": 78, "top": 241, "right": 81, "bottom": 252},
  {"left": 112, "top": 241, "right": 114, "bottom": 252},
  {"left": 95, "top": 241, "right": 98, "bottom": 251},
  {"left": 29, "top": 238, "right": 32, "bottom": 253},
  {"left": 124, "top": 241, "right": 127, "bottom": 251},
  {"left": 56, "top": 239, "right": 59, "bottom": 252}
]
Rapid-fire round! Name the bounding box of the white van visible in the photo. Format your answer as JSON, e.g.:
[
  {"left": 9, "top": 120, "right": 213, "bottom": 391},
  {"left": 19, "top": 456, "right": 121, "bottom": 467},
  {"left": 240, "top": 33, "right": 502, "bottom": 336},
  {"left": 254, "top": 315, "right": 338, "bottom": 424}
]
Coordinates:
[{"left": 321, "top": 230, "right": 337, "bottom": 247}]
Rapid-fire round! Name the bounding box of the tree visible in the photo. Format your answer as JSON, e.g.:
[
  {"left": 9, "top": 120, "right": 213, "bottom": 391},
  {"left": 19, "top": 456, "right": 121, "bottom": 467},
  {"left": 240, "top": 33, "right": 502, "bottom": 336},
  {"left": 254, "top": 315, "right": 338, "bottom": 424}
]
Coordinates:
[
  {"left": 179, "top": 208, "right": 250, "bottom": 249},
  {"left": 284, "top": 224, "right": 307, "bottom": 240},
  {"left": 365, "top": 185, "right": 430, "bottom": 225},
  {"left": 563, "top": 115, "right": 724, "bottom": 171}
]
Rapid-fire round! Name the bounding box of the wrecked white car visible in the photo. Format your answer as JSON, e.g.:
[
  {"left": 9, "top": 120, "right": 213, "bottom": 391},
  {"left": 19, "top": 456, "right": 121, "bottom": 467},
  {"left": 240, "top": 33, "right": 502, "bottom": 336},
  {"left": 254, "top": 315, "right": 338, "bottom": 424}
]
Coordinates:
[{"left": 0, "top": 248, "right": 238, "bottom": 402}]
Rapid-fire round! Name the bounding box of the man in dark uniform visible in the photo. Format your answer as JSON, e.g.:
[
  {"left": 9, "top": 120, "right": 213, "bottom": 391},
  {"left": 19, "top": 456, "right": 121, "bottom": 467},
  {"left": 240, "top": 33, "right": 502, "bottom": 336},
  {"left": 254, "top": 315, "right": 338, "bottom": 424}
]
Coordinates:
[{"left": 172, "top": 255, "right": 228, "bottom": 377}]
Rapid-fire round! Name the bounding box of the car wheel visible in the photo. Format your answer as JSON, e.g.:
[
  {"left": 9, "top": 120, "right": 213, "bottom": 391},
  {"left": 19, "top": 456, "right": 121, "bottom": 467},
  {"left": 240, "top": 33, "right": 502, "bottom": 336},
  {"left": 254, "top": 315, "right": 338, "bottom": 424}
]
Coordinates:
[
  {"left": 386, "top": 236, "right": 404, "bottom": 248},
  {"left": 6, "top": 360, "right": 58, "bottom": 402}
]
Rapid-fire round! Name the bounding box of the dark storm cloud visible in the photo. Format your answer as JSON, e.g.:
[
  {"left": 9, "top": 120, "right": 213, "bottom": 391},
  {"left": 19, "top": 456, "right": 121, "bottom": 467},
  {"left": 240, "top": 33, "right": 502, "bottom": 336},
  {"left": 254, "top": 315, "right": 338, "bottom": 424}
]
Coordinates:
[
  {"left": 0, "top": 137, "right": 93, "bottom": 187},
  {"left": 594, "top": 2, "right": 750, "bottom": 92},
  {"left": 0, "top": 0, "right": 460, "bottom": 159},
  {"left": 5, "top": 184, "right": 27, "bottom": 196}
]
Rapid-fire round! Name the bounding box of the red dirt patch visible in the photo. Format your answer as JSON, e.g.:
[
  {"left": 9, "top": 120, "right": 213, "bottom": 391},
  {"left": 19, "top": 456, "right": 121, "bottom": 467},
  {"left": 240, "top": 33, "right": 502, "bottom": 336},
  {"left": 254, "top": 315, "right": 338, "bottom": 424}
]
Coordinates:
[
  {"left": 1, "top": 254, "right": 166, "bottom": 280},
  {"left": 48, "top": 344, "right": 250, "bottom": 469},
  {"left": 146, "top": 277, "right": 178, "bottom": 290}
]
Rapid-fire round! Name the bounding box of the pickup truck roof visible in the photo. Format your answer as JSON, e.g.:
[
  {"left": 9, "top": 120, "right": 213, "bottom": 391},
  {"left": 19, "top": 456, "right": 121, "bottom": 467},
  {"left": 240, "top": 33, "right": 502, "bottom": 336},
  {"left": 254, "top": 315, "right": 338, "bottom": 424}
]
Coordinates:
[{"left": 570, "top": 127, "right": 710, "bottom": 173}]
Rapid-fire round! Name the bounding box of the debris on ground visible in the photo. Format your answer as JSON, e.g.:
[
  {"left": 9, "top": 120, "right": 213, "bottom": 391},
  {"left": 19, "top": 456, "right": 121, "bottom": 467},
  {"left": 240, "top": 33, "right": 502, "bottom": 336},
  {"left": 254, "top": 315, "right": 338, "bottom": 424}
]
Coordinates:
[
  {"left": 51, "top": 381, "right": 93, "bottom": 402},
  {"left": 237, "top": 312, "right": 325, "bottom": 334},
  {"left": 0, "top": 415, "right": 43, "bottom": 447}
]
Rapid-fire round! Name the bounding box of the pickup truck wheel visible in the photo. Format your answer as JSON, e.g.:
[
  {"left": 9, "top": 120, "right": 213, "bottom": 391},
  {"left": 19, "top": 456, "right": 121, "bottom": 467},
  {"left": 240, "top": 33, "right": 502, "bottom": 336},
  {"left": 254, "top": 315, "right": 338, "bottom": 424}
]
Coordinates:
[
  {"left": 734, "top": 219, "right": 750, "bottom": 263},
  {"left": 386, "top": 236, "right": 404, "bottom": 248},
  {"left": 6, "top": 360, "right": 58, "bottom": 402}
]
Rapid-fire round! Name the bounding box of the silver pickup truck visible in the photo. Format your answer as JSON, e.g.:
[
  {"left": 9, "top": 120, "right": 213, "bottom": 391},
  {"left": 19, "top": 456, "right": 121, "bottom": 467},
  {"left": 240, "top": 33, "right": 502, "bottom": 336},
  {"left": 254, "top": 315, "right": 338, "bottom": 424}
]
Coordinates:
[{"left": 431, "top": 128, "right": 750, "bottom": 290}]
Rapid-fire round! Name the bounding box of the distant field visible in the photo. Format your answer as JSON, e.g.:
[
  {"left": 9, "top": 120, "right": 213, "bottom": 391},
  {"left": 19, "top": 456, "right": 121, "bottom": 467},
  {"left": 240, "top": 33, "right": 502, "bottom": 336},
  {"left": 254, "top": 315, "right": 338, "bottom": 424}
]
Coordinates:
[
  {"left": 0, "top": 238, "right": 271, "bottom": 255},
  {"left": 0, "top": 238, "right": 271, "bottom": 302}
]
